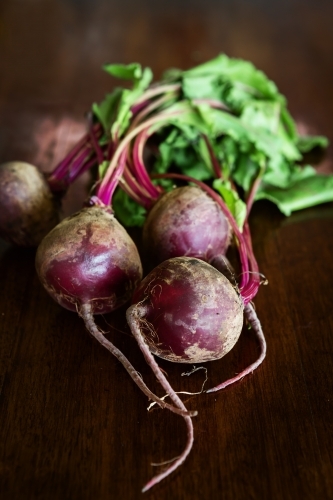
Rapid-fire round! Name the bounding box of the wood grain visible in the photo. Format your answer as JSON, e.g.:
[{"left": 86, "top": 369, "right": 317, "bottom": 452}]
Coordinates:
[{"left": 0, "top": 1, "right": 333, "bottom": 499}]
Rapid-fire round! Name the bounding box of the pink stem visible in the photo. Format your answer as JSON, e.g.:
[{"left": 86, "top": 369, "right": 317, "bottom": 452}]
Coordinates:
[
  {"left": 80, "top": 303, "right": 196, "bottom": 418},
  {"left": 47, "top": 146, "right": 94, "bottom": 192},
  {"left": 48, "top": 123, "right": 102, "bottom": 185},
  {"left": 88, "top": 117, "right": 105, "bottom": 165},
  {"left": 202, "top": 135, "right": 224, "bottom": 179},
  {"left": 245, "top": 170, "right": 264, "bottom": 219},
  {"left": 97, "top": 109, "right": 184, "bottom": 198},
  {"left": 192, "top": 98, "right": 230, "bottom": 112},
  {"left": 130, "top": 92, "right": 177, "bottom": 132},
  {"left": 241, "top": 222, "right": 261, "bottom": 302},
  {"left": 206, "top": 302, "right": 266, "bottom": 392},
  {"left": 132, "top": 129, "right": 162, "bottom": 199},
  {"left": 121, "top": 169, "right": 156, "bottom": 208},
  {"left": 66, "top": 155, "right": 98, "bottom": 184},
  {"left": 126, "top": 304, "right": 195, "bottom": 493},
  {"left": 98, "top": 149, "right": 128, "bottom": 205},
  {"left": 132, "top": 83, "right": 181, "bottom": 111}
]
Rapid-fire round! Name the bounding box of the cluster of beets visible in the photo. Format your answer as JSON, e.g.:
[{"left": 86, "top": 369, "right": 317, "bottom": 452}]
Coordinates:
[{"left": 0, "top": 117, "right": 265, "bottom": 492}]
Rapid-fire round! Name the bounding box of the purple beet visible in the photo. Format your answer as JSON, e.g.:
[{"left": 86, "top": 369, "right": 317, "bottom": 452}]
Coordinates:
[
  {"left": 142, "top": 185, "right": 231, "bottom": 267},
  {"left": 35, "top": 205, "right": 142, "bottom": 314},
  {"left": 0, "top": 161, "right": 59, "bottom": 247},
  {"left": 125, "top": 256, "right": 243, "bottom": 490},
  {"left": 129, "top": 256, "right": 244, "bottom": 364},
  {"left": 140, "top": 179, "right": 266, "bottom": 392},
  {"left": 36, "top": 204, "right": 192, "bottom": 418}
]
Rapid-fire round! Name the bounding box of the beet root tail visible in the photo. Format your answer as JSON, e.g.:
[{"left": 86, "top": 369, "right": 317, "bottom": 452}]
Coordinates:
[
  {"left": 126, "top": 304, "right": 195, "bottom": 492},
  {"left": 206, "top": 302, "right": 266, "bottom": 393},
  {"left": 79, "top": 303, "right": 196, "bottom": 418}
]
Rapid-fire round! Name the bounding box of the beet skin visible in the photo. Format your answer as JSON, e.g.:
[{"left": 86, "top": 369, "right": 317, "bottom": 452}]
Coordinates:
[
  {"left": 36, "top": 206, "right": 143, "bottom": 314},
  {"left": 0, "top": 162, "right": 59, "bottom": 246},
  {"left": 142, "top": 186, "right": 231, "bottom": 267},
  {"left": 132, "top": 257, "right": 243, "bottom": 363}
]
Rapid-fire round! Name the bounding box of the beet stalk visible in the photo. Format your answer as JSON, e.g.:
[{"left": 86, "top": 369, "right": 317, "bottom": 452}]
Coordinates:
[{"left": 0, "top": 123, "right": 103, "bottom": 247}]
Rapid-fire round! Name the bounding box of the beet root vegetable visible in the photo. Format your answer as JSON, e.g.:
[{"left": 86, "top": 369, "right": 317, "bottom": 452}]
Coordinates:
[
  {"left": 129, "top": 256, "right": 244, "bottom": 364},
  {"left": 36, "top": 204, "right": 196, "bottom": 493},
  {"left": 127, "top": 303, "right": 195, "bottom": 492},
  {"left": 36, "top": 205, "right": 143, "bottom": 314},
  {"left": 35, "top": 204, "right": 193, "bottom": 418},
  {"left": 0, "top": 162, "right": 59, "bottom": 246},
  {"left": 142, "top": 185, "right": 231, "bottom": 267},
  {"left": 125, "top": 256, "right": 243, "bottom": 489},
  {"left": 141, "top": 176, "right": 266, "bottom": 391}
]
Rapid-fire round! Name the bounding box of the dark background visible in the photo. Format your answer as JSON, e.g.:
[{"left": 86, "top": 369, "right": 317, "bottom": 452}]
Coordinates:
[{"left": 0, "top": 1, "right": 333, "bottom": 499}]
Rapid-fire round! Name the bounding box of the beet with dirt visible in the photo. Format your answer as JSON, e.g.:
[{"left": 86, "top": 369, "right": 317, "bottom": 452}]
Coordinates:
[
  {"left": 0, "top": 161, "right": 59, "bottom": 247},
  {"left": 129, "top": 256, "right": 244, "bottom": 364},
  {"left": 35, "top": 205, "right": 143, "bottom": 314},
  {"left": 142, "top": 185, "right": 231, "bottom": 268}
]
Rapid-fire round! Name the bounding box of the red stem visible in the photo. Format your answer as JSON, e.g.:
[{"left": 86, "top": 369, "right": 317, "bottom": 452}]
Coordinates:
[
  {"left": 80, "top": 303, "right": 196, "bottom": 419},
  {"left": 202, "top": 135, "right": 224, "bottom": 179},
  {"left": 48, "top": 123, "right": 102, "bottom": 188},
  {"left": 88, "top": 117, "right": 105, "bottom": 165},
  {"left": 206, "top": 302, "right": 266, "bottom": 392},
  {"left": 131, "top": 129, "right": 162, "bottom": 199},
  {"left": 126, "top": 304, "right": 195, "bottom": 493},
  {"left": 120, "top": 168, "right": 156, "bottom": 208},
  {"left": 245, "top": 169, "right": 265, "bottom": 219}
]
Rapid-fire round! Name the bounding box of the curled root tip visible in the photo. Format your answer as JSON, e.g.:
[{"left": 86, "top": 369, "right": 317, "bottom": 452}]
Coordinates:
[
  {"left": 205, "top": 387, "right": 218, "bottom": 394},
  {"left": 141, "top": 478, "right": 158, "bottom": 493}
]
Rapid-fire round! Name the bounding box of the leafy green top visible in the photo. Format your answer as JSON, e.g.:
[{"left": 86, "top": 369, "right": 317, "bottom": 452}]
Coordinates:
[{"left": 93, "top": 55, "right": 330, "bottom": 226}]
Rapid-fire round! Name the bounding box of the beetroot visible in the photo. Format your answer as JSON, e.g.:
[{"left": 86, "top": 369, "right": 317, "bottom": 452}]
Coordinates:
[
  {"left": 0, "top": 162, "right": 59, "bottom": 246},
  {"left": 125, "top": 256, "right": 243, "bottom": 490},
  {"left": 142, "top": 185, "right": 231, "bottom": 267},
  {"left": 128, "top": 256, "right": 244, "bottom": 364},
  {"left": 138, "top": 175, "right": 266, "bottom": 393},
  {"left": 0, "top": 124, "right": 103, "bottom": 248},
  {"left": 36, "top": 205, "right": 143, "bottom": 314},
  {"left": 36, "top": 203, "right": 193, "bottom": 411}
]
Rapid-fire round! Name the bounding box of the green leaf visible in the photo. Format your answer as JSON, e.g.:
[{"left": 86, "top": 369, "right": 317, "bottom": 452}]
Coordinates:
[
  {"left": 182, "top": 74, "right": 227, "bottom": 102},
  {"left": 103, "top": 63, "right": 144, "bottom": 81},
  {"left": 196, "top": 135, "right": 215, "bottom": 173},
  {"left": 256, "top": 170, "right": 333, "bottom": 215},
  {"left": 103, "top": 63, "right": 153, "bottom": 89},
  {"left": 154, "top": 130, "right": 212, "bottom": 181},
  {"left": 93, "top": 55, "right": 331, "bottom": 226},
  {"left": 240, "top": 101, "right": 300, "bottom": 161},
  {"left": 92, "top": 88, "right": 122, "bottom": 132},
  {"left": 297, "top": 135, "right": 329, "bottom": 153},
  {"left": 112, "top": 188, "right": 147, "bottom": 227},
  {"left": 263, "top": 157, "right": 293, "bottom": 188},
  {"left": 162, "top": 67, "right": 183, "bottom": 82},
  {"left": 110, "top": 88, "right": 136, "bottom": 138},
  {"left": 213, "top": 178, "right": 247, "bottom": 229},
  {"left": 98, "top": 160, "right": 109, "bottom": 178},
  {"left": 100, "top": 63, "right": 153, "bottom": 138},
  {"left": 280, "top": 108, "right": 298, "bottom": 142},
  {"left": 183, "top": 54, "right": 283, "bottom": 102},
  {"left": 232, "top": 153, "right": 262, "bottom": 192},
  {"left": 195, "top": 105, "right": 252, "bottom": 145}
]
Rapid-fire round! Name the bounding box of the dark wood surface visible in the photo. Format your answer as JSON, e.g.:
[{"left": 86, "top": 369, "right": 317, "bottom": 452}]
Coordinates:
[{"left": 1, "top": 1, "right": 333, "bottom": 499}]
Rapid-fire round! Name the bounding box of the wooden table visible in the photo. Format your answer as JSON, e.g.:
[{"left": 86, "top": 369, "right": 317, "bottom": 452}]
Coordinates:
[{"left": 1, "top": 1, "right": 333, "bottom": 498}]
